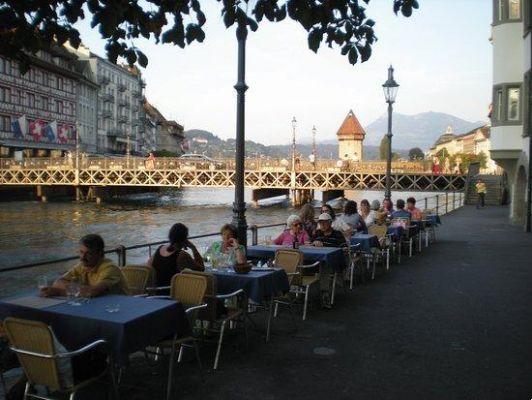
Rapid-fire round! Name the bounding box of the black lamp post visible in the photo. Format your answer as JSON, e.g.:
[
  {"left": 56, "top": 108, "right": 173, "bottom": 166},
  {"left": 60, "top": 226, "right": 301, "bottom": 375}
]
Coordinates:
[
  {"left": 382, "top": 65, "right": 399, "bottom": 200},
  {"left": 291, "top": 116, "right": 297, "bottom": 171},
  {"left": 232, "top": 27, "right": 248, "bottom": 246}
]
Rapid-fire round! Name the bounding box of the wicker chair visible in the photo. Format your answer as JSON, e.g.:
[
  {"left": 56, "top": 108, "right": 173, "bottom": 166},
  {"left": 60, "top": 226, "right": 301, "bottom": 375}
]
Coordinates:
[
  {"left": 181, "top": 269, "right": 247, "bottom": 370},
  {"left": 3, "top": 317, "right": 118, "bottom": 400},
  {"left": 122, "top": 265, "right": 151, "bottom": 295},
  {"left": 368, "top": 225, "right": 392, "bottom": 278},
  {"left": 149, "top": 273, "right": 207, "bottom": 400},
  {"left": 273, "top": 249, "right": 320, "bottom": 321}
]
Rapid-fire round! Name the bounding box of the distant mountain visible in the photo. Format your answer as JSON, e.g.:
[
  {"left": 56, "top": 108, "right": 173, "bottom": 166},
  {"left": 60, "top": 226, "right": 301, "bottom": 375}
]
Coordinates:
[
  {"left": 364, "top": 111, "right": 485, "bottom": 150},
  {"left": 184, "top": 129, "right": 406, "bottom": 160}
]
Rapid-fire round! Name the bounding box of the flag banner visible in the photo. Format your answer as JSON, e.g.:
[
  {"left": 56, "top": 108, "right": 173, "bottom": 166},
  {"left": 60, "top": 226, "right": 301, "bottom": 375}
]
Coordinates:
[
  {"left": 57, "top": 123, "right": 68, "bottom": 144},
  {"left": 44, "top": 121, "right": 57, "bottom": 142},
  {"left": 28, "top": 119, "right": 44, "bottom": 142},
  {"left": 11, "top": 115, "right": 26, "bottom": 139}
]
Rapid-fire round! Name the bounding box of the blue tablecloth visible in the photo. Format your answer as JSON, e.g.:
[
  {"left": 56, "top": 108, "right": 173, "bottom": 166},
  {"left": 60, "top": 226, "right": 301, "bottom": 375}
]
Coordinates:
[
  {"left": 210, "top": 269, "right": 289, "bottom": 304},
  {"left": 386, "top": 226, "right": 404, "bottom": 240},
  {"left": 425, "top": 214, "right": 441, "bottom": 226},
  {"left": 350, "top": 234, "right": 380, "bottom": 252},
  {"left": 0, "top": 294, "right": 189, "bottom": 365},
  {"left": 247, "top": 245, "right": 346, "bottom": 272}
]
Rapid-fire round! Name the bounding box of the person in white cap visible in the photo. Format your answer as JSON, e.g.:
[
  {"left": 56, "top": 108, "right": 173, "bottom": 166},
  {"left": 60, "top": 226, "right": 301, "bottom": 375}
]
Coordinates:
[{"left": 312, "top": 212, "right": 347, "bottom": 309}]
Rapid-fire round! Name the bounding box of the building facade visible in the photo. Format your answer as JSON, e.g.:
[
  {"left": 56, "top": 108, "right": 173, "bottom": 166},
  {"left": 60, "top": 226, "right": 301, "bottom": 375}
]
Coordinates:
[
  {"left": 429, "top": 124, "right": 498, "bottom": 174},
  {"left": 0, "top": 48, "right": 89, "bottom": 157},
  {"left": 143, "top": 100, "right": 185, "bottom": 154},
  {"left": 336, "top": 109, "right": 365, "bottom": 161},
  {"left": 490, "top": 0, "right": 530, "bottom": 227},
  {"left": 67, "top": 44, "right": 146, "bottom": 155}
]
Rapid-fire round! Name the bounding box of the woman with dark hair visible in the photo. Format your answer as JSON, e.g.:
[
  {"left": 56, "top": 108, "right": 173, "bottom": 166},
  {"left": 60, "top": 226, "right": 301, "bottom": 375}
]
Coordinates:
[
  {"left": 148, "top": 223, "right": 204, "bottom": 287},
  {"left": 320, "top": 204, "right": 336, "bottom": 220},
  {"left": 337, "top": 200, "right": 366, "bottom": 233},
  {"left": 205, "top": 223, "right": 246, "bottom": 265},
  {"left": 299, "top": 203, "right": 317, "bottom": 238}
]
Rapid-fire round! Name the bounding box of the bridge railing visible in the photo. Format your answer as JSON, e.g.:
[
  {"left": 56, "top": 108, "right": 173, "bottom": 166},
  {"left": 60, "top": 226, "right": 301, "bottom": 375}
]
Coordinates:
[{"left": 0, "top": 156, "right": 449, "bottom": 174}]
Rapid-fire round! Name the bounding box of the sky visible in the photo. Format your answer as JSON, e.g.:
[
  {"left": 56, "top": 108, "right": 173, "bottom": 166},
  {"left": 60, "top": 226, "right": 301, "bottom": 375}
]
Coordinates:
[{"left": 75, "top": 0, "right": 493, "bottom": 145}]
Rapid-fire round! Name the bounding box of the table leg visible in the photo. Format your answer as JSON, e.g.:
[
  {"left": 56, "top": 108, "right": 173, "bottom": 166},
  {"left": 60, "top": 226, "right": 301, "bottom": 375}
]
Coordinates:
[{"left": 265, "top": 298, "right": 274, "bottom": 343}]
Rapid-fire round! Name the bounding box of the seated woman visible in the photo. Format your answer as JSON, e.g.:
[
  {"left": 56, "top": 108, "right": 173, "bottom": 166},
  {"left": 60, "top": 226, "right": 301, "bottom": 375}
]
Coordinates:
[
  {"left": 320, "top": 204, "right": 336, "bottom": 221},
  {"left": 337, "top": 200, "right": 366, "bottom": 234},
  {"left": 359, "top": 199, "right": 375, "bottom": 227},
  {"left": 299, "top": 203, "right": 317, "bottom": 238},
  {"left": 273, "top": 215, "right": 309, "bottom": 246},
  {"left": 205, "top": 223, "right": 246, "bottom": 265},
  {"left": 148, "top": 223, "right": 204, "bottom": 287}
]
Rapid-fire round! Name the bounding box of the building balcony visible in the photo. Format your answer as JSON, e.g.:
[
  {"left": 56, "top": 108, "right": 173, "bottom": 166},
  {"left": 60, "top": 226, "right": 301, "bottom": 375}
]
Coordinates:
[
  {"left": 102, "top": 110, "right": 113, "bottom": 119},
  {"left": 102, "top": 94, "right": 115, "bottom": 103},
  {"left": 132, "top": 90, "right": 141, "bottom": 98},
  {"left": 98, "top": 76, "right": 110, "bottom": 85},
  {"left": 118, "top": 83, "right": 127, "bottom": 92},
  {"left": 141, "top": 79, "right": 146, "bottom": 88},
  {"left": 118, "top": 115, "right": 128, "bottom": 124},
  {"left": 118, "top": 99, "right": 130, "bottom": 108},
  {"left": 107, "top": 128, "right": 127, "bottom": 138}
]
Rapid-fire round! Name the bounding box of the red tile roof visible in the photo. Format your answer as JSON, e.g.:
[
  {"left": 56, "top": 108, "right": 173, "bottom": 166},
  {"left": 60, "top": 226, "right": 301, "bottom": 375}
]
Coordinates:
[{"left": 337, "top": 110, "right": 365, "bottom": 140}]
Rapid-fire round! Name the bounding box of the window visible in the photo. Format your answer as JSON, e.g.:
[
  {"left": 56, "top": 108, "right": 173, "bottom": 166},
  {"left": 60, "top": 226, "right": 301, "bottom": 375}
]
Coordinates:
[
  {"left": 507, "top": 87, "right": 520, "bottom": 120},
  {"left": 0, "top": 86, "right": 10, "bottom": 103},
  {"left": 27, "top": 93, "right": 35, "bottom": 108},
  {"left": 492, "top": 83, "right": 522, "bottom": 125},
  {"left": 496, "top": 90, "right": 503, "bottom": 121},
  {"left": 55, "top": 100, "right": 63, "bottom": 114},
  {"left": 509, "top": 0, "right": 520, "bottom": 19},
  {"left": 16, "top": 90, "right": 23, "bottom": 105},
  {"left": 0, "top": 115, "right": 11, "bottom": 132},
  {"left": 57, "top": 77, "right": 63, "bottom": 91},
  {"left": 41, "top": 96, "right": 48, "bottom": 110}
]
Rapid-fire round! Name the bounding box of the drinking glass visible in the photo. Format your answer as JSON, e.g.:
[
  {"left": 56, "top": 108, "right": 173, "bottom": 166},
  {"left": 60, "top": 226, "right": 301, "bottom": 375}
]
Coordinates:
[
  {"left": 37, "top": 275, "right": 49, "bottom": 291},
  {"left": 66, "top": 282, "right": 81, "bottom": 306}
]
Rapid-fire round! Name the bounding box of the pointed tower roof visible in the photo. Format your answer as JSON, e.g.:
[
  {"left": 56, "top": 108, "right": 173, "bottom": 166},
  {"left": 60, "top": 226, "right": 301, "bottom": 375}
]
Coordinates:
[{"left": 336, "top": 109, "right": 365, "bottom": 140}]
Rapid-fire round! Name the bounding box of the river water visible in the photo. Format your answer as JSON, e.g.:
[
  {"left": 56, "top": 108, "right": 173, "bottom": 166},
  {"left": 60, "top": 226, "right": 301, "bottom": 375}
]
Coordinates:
[{"left": 0, "top": 188, "right": 442, "bottom": 297}]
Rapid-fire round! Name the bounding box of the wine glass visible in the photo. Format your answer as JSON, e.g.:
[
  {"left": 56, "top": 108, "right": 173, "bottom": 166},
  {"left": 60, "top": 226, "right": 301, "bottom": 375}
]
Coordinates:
[
  {"left": 66, "top": 281, "right": 81, "bottom": 306},
  {"left": 265, "top": 235, "right": 272, "bottom": 245},
  {"left": 37, "top": 275, "right": 49, "bottom": 291}
]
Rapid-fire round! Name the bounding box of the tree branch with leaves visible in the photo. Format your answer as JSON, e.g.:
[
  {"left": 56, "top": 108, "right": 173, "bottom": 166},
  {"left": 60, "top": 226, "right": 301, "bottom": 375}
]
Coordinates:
[{"left": 0, "top": 0, "right": 419, "bottom": 73}]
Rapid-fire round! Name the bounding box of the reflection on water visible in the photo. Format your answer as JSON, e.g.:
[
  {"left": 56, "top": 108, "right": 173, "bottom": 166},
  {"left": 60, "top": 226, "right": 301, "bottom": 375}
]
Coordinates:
[{"left": 0, "top": 187, "right": 442, "bottom": 297}]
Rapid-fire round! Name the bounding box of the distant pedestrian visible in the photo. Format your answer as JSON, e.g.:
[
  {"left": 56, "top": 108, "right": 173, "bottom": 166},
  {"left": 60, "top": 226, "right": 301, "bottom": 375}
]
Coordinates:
[
  {"left": 475, "top": 179, "right": 487, "bottom": 209},
  {"left": 145, "top": 152, "right": 155, "bottom": 170}
]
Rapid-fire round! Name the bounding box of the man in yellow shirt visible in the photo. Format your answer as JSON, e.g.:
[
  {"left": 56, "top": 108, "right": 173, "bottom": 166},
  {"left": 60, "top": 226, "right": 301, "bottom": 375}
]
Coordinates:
[
  {"left": 475, "top": 179, "right": 487, "bottom": 209},
  {"left": 41, "top": 234, "right": 128, "bottom": 297}
]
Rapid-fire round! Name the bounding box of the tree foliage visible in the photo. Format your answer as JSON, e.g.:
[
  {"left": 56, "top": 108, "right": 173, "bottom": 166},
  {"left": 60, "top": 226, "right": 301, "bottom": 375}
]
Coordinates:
[
  {"left": 0, "top": 0, "right": 419, "bottom": 72},
  {"left": 408, "top": 147, "right": 424, "bottom": 160},
  {"left": 379, "top": 135, "right": 389, "bottom": 160}
]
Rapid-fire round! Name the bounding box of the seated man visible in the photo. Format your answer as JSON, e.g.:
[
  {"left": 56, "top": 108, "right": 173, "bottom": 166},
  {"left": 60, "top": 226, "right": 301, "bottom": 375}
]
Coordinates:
[
  {"left": 406, "top": 197, "right": 422, "bottom": 221},
  {"left": 311, "top": 213, "right": 347, "bottom": 309},
  {"left": 391, "top": 199, "right": 412, "bottom": 222},
  {"left": 41, "top": 234, "right": 128, "bottom": 298}
]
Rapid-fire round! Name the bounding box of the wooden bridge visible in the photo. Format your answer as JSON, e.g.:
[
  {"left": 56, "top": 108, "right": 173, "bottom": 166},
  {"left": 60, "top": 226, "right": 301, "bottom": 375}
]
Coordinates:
[{"left": 0, "top": 156, "right": 466, "bottom": 204}]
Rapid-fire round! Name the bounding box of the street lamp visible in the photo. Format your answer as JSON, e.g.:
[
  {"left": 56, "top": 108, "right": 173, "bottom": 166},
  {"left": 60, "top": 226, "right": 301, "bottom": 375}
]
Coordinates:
[
  {"left": 291, "top": 116, "right": 297, "bottom": 171},
  {"left": 311, "top": 125, "right": 317, "bottom": 170},
  {"left": 382, "top": 65, "right": 399, "bottom": 200}
]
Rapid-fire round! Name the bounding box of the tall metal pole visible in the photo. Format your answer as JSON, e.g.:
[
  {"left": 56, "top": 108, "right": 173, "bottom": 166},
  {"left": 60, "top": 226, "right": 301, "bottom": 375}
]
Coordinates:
[
  {"left": 385, "top": 102, "right": 393, "bottom": 200},
  {"left": 526, "top": 38, "right": 532, "bottom": 233},
  {"left": 291, "top": 117, "right": 297, "bottom": 172},
  {"left": 312, "top": 125, "right": 317, "bottom": 170},
  {"left": 232, "top": 32, "right": 248, "bottom": 246}
]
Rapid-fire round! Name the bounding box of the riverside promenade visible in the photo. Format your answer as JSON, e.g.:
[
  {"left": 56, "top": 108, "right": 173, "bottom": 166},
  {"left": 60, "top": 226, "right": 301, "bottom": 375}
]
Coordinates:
[
  {"left": 3, "top": 206, "right": 531, "bottom": 400},
  {"left": 118, "top": 205, "right": 531, "bottom": 400}
]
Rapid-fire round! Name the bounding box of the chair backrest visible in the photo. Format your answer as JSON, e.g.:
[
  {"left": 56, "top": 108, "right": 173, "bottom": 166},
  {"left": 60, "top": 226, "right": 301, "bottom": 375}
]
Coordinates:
[
  {"left": 274, "top": 249, "right": 303, "bottom": 275},
  {"left": 368, "top": 225, "right": 387, "bottom": 239},
  {"left": 122, "top": 265, "right": 151, "bottom": 295},
  {"left": 3, "top": 318, "right": 62, "bottom": 391},
  {"left": 181, "top": 269, "right": 217, "bottom": 322},
  {"left": 391, "top": 217, "right": 409, "bottom": 229},
  {"left": 170, "top": 273, "right": 207, "bottom": 307}
]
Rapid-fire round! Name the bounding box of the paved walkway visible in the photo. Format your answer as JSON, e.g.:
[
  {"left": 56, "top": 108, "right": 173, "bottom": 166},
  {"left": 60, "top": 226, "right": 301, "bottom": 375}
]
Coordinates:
[
  {"left": 152, "top": 205, "right": 529, "bottom": 400},
  {"left": 4, "top": 206, "right": 531, "bottom": 400}
]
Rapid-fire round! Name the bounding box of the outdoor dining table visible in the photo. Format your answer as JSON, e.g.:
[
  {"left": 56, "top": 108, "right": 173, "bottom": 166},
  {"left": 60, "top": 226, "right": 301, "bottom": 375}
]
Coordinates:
[
  {"left": 247, "top": 244, "right": 347, "bottom": 272},
  {"left": 386, "top": 225, "right": 404, "bottom": 240},
  {"left": 208, "top": 267, "right": 290, "bottom": 342},
  {"left": 350, "top": 233, "right": 380, "bottom": 253},
  {"left": 0, "top": 294, "right": 190, "bottom": 366},
  {"left": 209, "top": 268, "right": 289, "bottom": 304}
]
